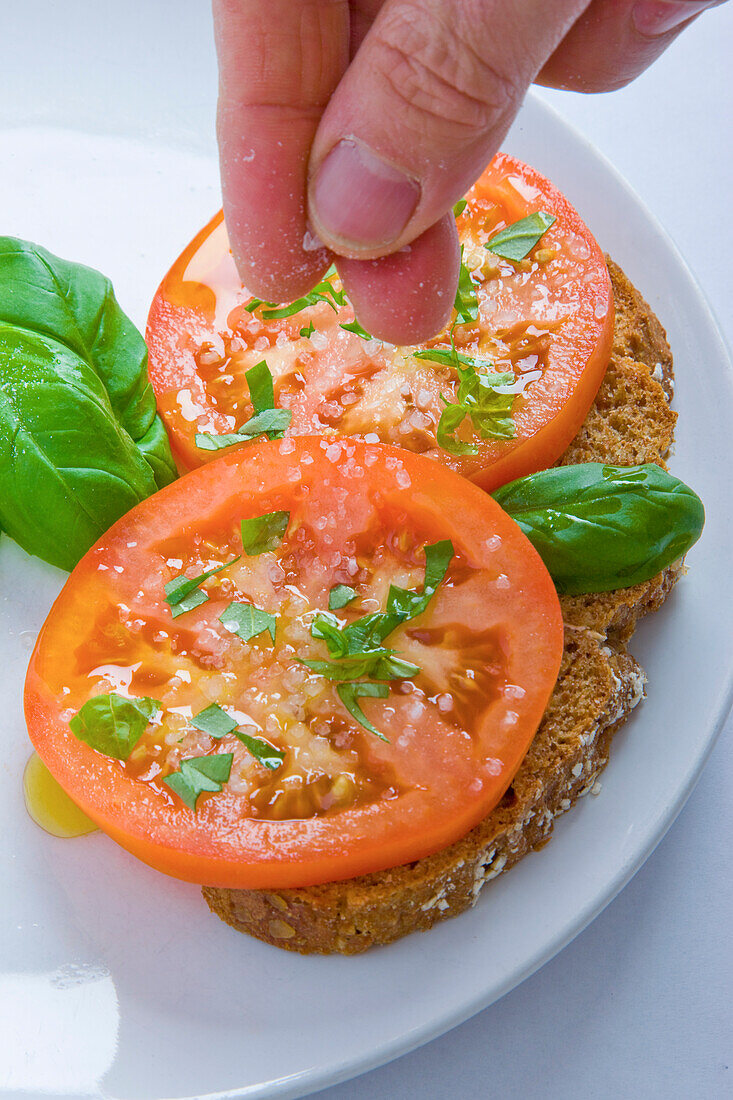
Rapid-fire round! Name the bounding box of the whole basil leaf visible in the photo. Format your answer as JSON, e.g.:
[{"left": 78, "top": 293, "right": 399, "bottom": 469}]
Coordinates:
[
  {"left": 0, "top": 237, "right": 177, "bottom": 569},
  {"left": 0, "top": 325, "right": 167, "bottom": 570},
  {"left": 492, "top": 462, "right": 704, "bottom": 595}
]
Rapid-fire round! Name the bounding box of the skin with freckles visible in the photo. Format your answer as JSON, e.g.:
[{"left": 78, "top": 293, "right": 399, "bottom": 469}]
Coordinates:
[{"left": 214, "top": 0, "right": 726, "bottom": 344}]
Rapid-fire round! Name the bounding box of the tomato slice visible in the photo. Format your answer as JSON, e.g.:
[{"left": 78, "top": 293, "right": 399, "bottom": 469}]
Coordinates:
[
  {"left": 146, "top": 153, "right": 613, "bottom": 490},
  {"left": 25, "top": 438, "right": 563, "bottom": 889}
]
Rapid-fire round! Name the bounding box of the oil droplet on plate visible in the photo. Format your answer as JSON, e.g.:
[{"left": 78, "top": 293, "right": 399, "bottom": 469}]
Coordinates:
[{"left": 23, "top": 752, "right": 98, "bottom": 838}]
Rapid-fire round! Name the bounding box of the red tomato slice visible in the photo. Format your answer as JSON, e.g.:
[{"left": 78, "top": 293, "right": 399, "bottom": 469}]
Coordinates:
[
  {"left": 146, "top": 154, "right": 613, "bottom": 491},
  {"left": 25, "top": 439, "right": 563, "bottom": 889}
]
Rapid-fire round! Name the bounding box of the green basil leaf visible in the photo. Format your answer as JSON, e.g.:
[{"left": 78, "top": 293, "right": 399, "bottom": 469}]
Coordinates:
[
  {"left": 300, "top": 321, "right": 315, "bottom": 339},
  {"left": 299, "top": 653, "right": 419, "bottom": 681},
  {"left": 337, "top": 682, "right": 390, "bottom": 741},
  {"left": 165, "top": 556, "right": 239, "bottom": 613},
  {"left": 234, "top": 731, "right": 284, "bottom": 770},
  {"left": 190, "top": 703, "right": 238, "bottom": 739},
  {"left": 492, "top": 462, "right": 705, "bottom": 595},
  {"left": 163, "top": 753, "right": 233, "bottom": 810},
  {"left": 437, "top": 402, "right": 476, "bottom": 455},
  {"left": 0, "top": 238, "right": 177, "bottom": 570},
  {"left": 195, "top": 430, "right": 251, "bottom": 452},
  {"left": 195, "top": 361, "right": 291, "bottom": 449},
  {"left": 246, "top": 360, "right": 274, "bottom": 415},
  {"left": 413, "top": 348, "right": 462, "bottom": 368},
  {"left": 240, "top": 510, "right": 289, "bottom": 555},
  {"left": 169, "top": 588, "right": 209, "bottom": 618},
  {"left": 485, "top": 211, "right": 556, "bottom": 262},
  {"left": 340, "top": 320, "right": 372, "bottom": 340},
  {"left": 261, "top": 296, "right": 317, "bottom": 320},
  {"left": 69, "top": 693, "right": 158, "bottom": 760},
  {"left": 453, "top": 247, "right": 479, "bottom": 326},
  {"left": 453, "top": 198, "right": 467, "bottom": 217},
  {"left": 220, "top": 601, "right": 277, "bottom": 644},
  {"left": 329, "top": 584, "right": 357, "bottom": 610}
]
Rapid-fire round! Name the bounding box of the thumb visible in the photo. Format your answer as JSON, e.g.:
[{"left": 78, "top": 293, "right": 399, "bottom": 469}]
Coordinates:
[{"left": 307, "top": 0, "right": 589, "bottom": 259}]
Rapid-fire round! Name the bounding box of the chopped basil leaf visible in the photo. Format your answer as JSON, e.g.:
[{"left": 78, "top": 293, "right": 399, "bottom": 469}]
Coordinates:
[
  {"left": 195, "top": 361, "right": 290, "bottom": 449},
  {"left": 195, "top": 431, "right": 251, "bottom": 452},
  {"left": 259, "top": 272, "right": 346, "bottom": 320},
  {"left": 337, "top": 682, "right": 390, "bottom": 741},
  {"left": 163, "top": 752, "right": 233, "bottom": 810},
  {"left": 486, "top": 211, "right": 556, "bottom": 262},
  {"left": 340, "top": 320, "right": 372, "bottom": 340},
  {"left": 196, "top": 410, "right": 292, "bottom": 450},
  {"left": 246, "top": 359, "right": 274, "bottom": 415},
  {"left": 300, "top": 321, "right": 315, "bottom": 338},
  {"left": 240, "top": 408, "right": 292, "bottom": 438},
  {"left": 69, "top": 693, "right": 158, "bottom": 760},
  {"left": 413, "top": 346, "right": 477, "bottom": 368},
  {"left": 165, "top": 556, "right": 239, "bottom": 616},
  {"left": 191, "top": 703, "right": 238, "bottom": 739},
  {"left": 329, "top": 584, "right": 357, "bottom": 610},
  {"left": 169, "top": 587, "right": 210, "bottom": 617},
  {"left": 385, "top": 539, "right": 453, "bottom": 621},
  {"left": 415, "top": 344, "right": 516, "bottom": 454},
  {"left": 301, "top": 540, "right": 452, "bottom": 688},
  {"left": 234, "top": 730, "right": 284, "bottom": 770},
  {"left": 244, "top": 296, "right": 264, "bottom": 314},
  {"left": 453, "top": 198, "right": 467, "bottom": 217},
  {"left": 240, "top": 510, "right": 289, "bottom": 555},
  {"left": 219, "top": 601, "right": 277, "bottom": 644},
  {"left": 453, "top": 246, "right": 479, "bottom": 326},
  {"left": 300, "top": 652, "right": 420, "bottom": 682}
]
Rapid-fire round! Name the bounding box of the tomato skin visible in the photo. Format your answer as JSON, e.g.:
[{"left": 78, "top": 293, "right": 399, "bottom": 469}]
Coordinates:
[
  {"left": 25, "top": 438, "right": 563, "bottom": 889},
  {"left": 146, "top": 154, "right": 613, "bottom": 489}
]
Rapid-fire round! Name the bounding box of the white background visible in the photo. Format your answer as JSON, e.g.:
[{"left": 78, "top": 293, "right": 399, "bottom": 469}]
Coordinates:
[
  {"left": 317, "top": 6, "right": 733, "bottom": 1099},
  {"left": 1, "top": 3, "right": 731, "bottom": 1099}
]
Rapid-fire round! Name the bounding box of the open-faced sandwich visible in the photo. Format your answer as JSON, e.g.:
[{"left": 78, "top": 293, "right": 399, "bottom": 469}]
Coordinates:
[{"left": 15, "top": 154, "right": 703, "bottom": 954}]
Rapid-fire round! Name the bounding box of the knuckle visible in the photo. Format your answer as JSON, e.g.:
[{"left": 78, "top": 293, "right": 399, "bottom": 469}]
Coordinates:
[{"left": 372, "top": 3, "right": 523, "bottom": 140}]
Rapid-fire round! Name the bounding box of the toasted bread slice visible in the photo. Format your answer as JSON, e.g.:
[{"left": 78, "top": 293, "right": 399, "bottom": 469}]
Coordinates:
[{"left": 203, "top": 261, "right": 678, "bottom": 953}]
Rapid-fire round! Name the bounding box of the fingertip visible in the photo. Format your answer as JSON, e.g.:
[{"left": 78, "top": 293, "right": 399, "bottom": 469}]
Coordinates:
[
  {"left": 219, "top": 119, "right": 333, "bottom": 302},
  {"left": 337, "top": 215, "right": 460, "bottom": 346}
]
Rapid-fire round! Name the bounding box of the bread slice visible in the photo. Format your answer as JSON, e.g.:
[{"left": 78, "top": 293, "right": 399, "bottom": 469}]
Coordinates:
[{"left": 203, "top": 260, "right": 678, "bottom": 953}]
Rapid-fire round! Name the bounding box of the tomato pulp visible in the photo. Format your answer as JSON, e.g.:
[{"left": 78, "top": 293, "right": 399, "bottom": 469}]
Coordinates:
[
  {"left": 146, "top": 154, "right": 613, "bottom": 490},
  {"left": 25, "top": 439, "right": 563, "bottom": 889}
]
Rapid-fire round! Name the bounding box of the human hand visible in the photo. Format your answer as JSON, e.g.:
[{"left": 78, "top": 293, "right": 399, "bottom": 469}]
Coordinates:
[{"left": 214, "top": 0, "right": 724, "bottom": 344}]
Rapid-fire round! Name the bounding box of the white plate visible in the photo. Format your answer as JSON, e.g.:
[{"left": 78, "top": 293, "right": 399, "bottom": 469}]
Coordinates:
[{"left": 1, "top": 7, "right": 733, "bottom": 1100}]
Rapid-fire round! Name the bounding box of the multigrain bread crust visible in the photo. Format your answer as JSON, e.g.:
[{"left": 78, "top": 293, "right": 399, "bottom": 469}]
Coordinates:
[{"left": 204, "top": 260, "right": 678, "bottom": 954}]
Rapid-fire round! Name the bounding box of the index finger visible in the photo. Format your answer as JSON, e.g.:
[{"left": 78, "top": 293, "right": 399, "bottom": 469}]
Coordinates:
[{"left": 214, "top": 0, "right": 349, "bottom": 301}]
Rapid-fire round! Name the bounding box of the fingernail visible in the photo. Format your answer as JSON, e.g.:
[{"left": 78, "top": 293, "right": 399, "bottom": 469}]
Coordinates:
[
  {"left": 310, "top": 139, "right": 420, "bottom": 250},
  {"left": 633, "top": 1, "right": 715, "bottom": 36}
]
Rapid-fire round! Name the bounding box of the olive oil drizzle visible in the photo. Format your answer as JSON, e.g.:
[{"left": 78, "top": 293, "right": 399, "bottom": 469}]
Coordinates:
[{"left": 23, "top": 752, "right": 98, "bottom": 838}]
